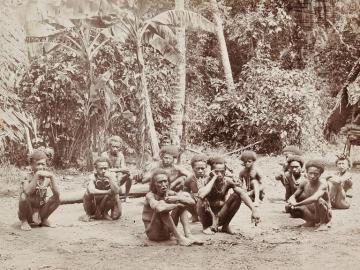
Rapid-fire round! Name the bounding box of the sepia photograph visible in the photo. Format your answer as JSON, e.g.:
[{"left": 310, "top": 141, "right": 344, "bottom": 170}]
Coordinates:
[{"left": 0, "top": 0, "right": 360, "bottom": 269}]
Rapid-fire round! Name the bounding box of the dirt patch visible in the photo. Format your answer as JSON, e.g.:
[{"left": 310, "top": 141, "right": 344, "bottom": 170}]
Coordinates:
[{"left": 1, "top": 159, "right": 360, "bottom": 270}]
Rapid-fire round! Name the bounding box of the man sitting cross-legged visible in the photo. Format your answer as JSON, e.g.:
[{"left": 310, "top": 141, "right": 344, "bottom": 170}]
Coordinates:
[
  {"left": 142, "top": 169, "right": 200, "bottom": 246},
  {"left": 18, "top": 150, "right": 60, "bottom": 231},
  {"left": 83, "top": 157, "right": 122, "bottom": 221},
  {"left": 184, "top": 154, "right": 209, "bottom": 222},
  {"left": 197, "top": 157, "right": 260, "bottom": 235},
  {"left": 327, "top": 154, "right": 353, "bottom": 209},
  {"left": 287, "top": 160, "right": 332, "bottom": 231},
  {"left": 101, "top": 135, "right": 132, "bottom": 202},
  {"left": 142, "top": 146, "right": 191, "bottom": 191}
]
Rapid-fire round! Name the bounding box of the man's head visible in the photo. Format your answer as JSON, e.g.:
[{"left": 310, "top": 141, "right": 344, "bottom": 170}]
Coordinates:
[
  {"left": 208, "top": 156, "right": 226, "bottom": 181},
  {"left": 282, "top": 145, "right": 303, "bottom": 158},
  {"left": 94, "top": 157, "right": 110, "bottom": 177},
  {"left": 305, "top": 160, "right": 325, "bottom": 183},
  {"left": 29, "top": 150, "right": 48, "bottom": 172},
  {"left": 240, "top": 151, "right": 257, "bottom": 169},
  {"left": 287, "top": 155, "right": 304, "bottom": 176},
  {"left": 160, "top": 136, "right": 172, "bottom": 148},
  {"left": 191, "top": 154, "right": 208, "bottom": 178},
  {"left": 335, "top": 154, "right": 351, "bottom": 174},
  {"left": 159, "top": 145, "right": 179, "bottom": 167},
  {"left": 108, "top": 136, "right": 122, "bottom": 156},
  {"left": 150, "top": 169, "right": 170, "bottom": 196}
]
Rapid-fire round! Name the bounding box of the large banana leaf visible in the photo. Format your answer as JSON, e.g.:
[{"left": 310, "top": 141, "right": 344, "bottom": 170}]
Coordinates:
[{"left": 147, "top": 10, "right": 216, "bottom": 33}]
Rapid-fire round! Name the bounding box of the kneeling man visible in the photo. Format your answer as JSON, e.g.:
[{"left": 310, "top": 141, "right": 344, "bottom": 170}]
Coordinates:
[
  {"left": 197, "top": 157, "right": 260, "bottom": 235},
  {"left": 142, "top": 169, "right": 198, "bottom": 246},
  {"left": 287, "top": 160, "right": 332, "bottom": 231},
  {"left": 18, "top": 150, "right": 60, "bottom": 231},
  {"left": 83, "top": 157, "right": 122, "bottom": 221}
]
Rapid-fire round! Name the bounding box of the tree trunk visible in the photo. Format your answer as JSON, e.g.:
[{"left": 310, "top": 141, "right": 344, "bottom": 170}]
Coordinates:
[
  {"left": 136, "top": 41, "right": 160, "bottom": 159},
  {"left": 169, "top": 0, "right": 187, "bottom": 146},
  {"left": 210, "top": 0, "right": 235, "bottom": 92}
]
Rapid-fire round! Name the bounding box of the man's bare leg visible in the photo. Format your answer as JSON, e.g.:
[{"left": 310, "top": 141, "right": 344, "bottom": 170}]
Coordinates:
[
  {"left": 315, "top": 199, "right": 332, "bottom": 231},
  {"left": 293, "top": 205, "right": 316, "bottom": 227},
  {"left": 197, "top": 200, "right": 214, "bottom": 235},
  {"left": 18, "top": 193, "right": 33, "bottom": 231},
  {"left": 251, "top": 180, "right": 260, "bottom": 207},
  {"left": 218, "top": 193, "right": 241, "bottom": 234},
  {"left": 330, "top": 183, "right": 350, "bottom": 209},
  {"left": 39, "top": 195, "right": 60, "bottom": 227},
  {"left": 120, "top": 175, "right": 132, "bottom": 202}
]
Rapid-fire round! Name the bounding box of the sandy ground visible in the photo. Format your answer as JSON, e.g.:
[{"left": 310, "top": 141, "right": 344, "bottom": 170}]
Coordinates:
[{"left": 1, "top": 160, "right": 360, "bottom": 270}]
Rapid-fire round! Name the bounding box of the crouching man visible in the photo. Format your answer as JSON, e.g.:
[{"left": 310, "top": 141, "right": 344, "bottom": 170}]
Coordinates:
[
  {"left": 83, "top": 157, "right": 122, "bottom": 221},
  {"left": 142, "top": 169, "right": 200, "bottom": 246},
  {"left": 197, "top": 157, "right": 260, "bottom": 235},
  {"left": 18, "top": 150, "right": 60, "bottom": 231},
  {"left": 287, "top": 160, "right": 332, "bottom": 231}
]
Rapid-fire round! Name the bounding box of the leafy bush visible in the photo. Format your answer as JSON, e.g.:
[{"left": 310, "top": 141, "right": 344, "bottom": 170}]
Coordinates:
[{"left": 202, "top": 58, "right": 326, "bottom": 153}]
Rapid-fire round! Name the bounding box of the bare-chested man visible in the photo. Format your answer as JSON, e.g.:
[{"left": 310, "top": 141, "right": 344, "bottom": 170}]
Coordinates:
[
  {"left": 83, "top": 157, "right": 122, "bottom": 221},
  {"left": 238, "top": 151, "right": 265, "bottom": 207},
  {"left": 184, "top": 154, "right": 209, "bottom": 222},
  {"left": 101, "top": 136, "right": 132, "bottom": 201},
  {"left": 327, "top": 155, "right": 353, "bottom": 209},
  {"left": 281, "top": 155, "right": 306, "bottom": 202},
  {"left": 275, "top": 145, "right": 303, "bottom": 186},
  {"left": 197, "top": 157, "right": 260, "bottom": 235},
  {"left": 287, "top": 160, "right": 332, "bottom": 231},
  {"left": 18, "top": 150, "right": 60, "bottom": 231},
  {"left": 142, "top": 169, "right": 200, "bottom": 246},
  {"left": 142, "top": 146, "right": 191, "bottom": 191}
]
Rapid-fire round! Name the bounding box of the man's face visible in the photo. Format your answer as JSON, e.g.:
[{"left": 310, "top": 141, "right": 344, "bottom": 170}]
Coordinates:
[
  {"left": 96, "top": 161, "right": 109, "bottom": 177},
  {"left": 212, "top": 163, "right": 225, "bottom": 181},
  {"left": 192, "top": 161, "right": 207, "bottom": 178},
  {"left": 31, "top": 158, "right": 46, "bottom": 172},
  {"left": 161, "top": 138, "right": 171, "bottom": 147},
  {"left": 110, "top": 142, "right": 121, "bottom": 156},
  {"left": 336, "top": 160, "right": 349, "bottom": 174},
  {"left": 289, "top": 161, "right": 301, "bottom": 176},
  {"left": 154, "top": 174, "right": 169, "bottom": 195},
  {"left": 161, "top": 153, "right": 174, "bottom": 167},
  {"left": 306, "top": 167, "right": 321, "bottom": 183},
  {"left": 244, "top": 159, "right": 254, "bottom": 169}
]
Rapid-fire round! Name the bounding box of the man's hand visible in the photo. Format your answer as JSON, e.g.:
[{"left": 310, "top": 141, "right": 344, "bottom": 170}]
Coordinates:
[
  {"left": 164, "top": 195, "right": 179, "bottom": 204},
  {"left": 251, "top": 208, "right": 260, "bottom": 225},
  {"left": 36, "top": 170, "right": 54, "bottom": 179}
]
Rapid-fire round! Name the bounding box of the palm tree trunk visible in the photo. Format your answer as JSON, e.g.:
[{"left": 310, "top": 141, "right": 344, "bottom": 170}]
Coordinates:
[
  {"left": 169, "top": 0, "right": 187, "bottom": 146},
  {"left": 136, "top": 41, "right": 160, "bottom": 158},
  {"left": 210, "top": 0, "right": 235, "bottom": 92}
]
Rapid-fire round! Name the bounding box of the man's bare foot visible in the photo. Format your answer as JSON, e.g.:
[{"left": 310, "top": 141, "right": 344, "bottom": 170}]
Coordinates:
[
  {"left": 177, "top": 237, "right": 192, "bottom": 246},
  {"left": 103, "top": 213, "right": 113, "bottom": 221},
  {"left": 20, "top": 221, "right": 31, "bottom": 231},
  {"left": 202, "top": 227, "right": 215, "bottom": 235},
  {"left": 301, "top": 221, "right": 315, "bottom": 228},
  {"left": 186, "top": 234, "right": 204, "bottom": 245},
  {"left": 32, "top": 211, "right": 41, "bottom": 225},
  {"left": 253, "top": 201, "right": 260, "bottom": 207},
  {"left": 221, "top": 225, "right": 235, "bottom": 235},
  {"left": 41, "top": 219, "right": 56, "bottom": 228},
  {"left": 315, "top": 224, "right": 329, "bottom": 232},
  {"left": 79, "top": 215, "right": 93, "bottom": 222}
]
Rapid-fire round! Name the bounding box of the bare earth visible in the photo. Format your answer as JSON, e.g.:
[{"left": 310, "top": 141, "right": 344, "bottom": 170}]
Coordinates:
[{"left": 1, "top": 161, "right": 360, "bottom": 270}]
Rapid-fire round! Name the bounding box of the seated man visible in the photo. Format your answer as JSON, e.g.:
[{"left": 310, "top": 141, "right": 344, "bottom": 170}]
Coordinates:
[
  {"left": 327, "top": 154, "right": 353, "bottom": 209},
  {"left": 275, "top": 145, "right": 303, "bottom": 183},
  {"left": 197, "top": 157, "right": 260, "bottom": 235},
  {"left": 101, "top": 136, "right": 132, "bottom": 202},
  {"left": 282, "top": 155, "right": 306, "bottom": 204},
  {"left": 239, "top": 151, "right": 264, "bottom": 207},
  {"left": 142, "top": 169, "right": 199, "bottom": 246},
  {"left": 18, "top": 150, "right": 60, "bottom": 231},
  {"left": 142, "top": 146, "right": 191, "bottom": 191},
  {"left": 184, "top": 154, "right": 209, "bottom": 222},
  {"left": 83, "top": 157, "right": 122, "bottom": 221},
  {"left": 287, "top": 160, "right": 332, "bottom": 231}
]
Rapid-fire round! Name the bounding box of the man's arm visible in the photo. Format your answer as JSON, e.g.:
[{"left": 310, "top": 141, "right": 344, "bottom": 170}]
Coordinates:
[
  {"left": 22, "top": 174, "right": 39, "bottom": 195},
  {"left": 87, "top": 178, "right": 111, "bottom": 195},
  {"left": 107, "top": 173, "right": 120, "bottom": 194},
  {"left": 48, "top": 173, "right": 60, "bottom": 197},
  {"left": 288, "top": 181, "right": 305, "bottom": 204},
  {"left": 165, "top": 191, "right": 195, "bottom": 206},
  {"left": 146, "top": 193, "right": 179, "bottom": 213},
  {"left": 292, "top": 183, "right": 327, "bottom": 207},
  {"left": 198, "top": 175, "right": 217, "bottom": 199},
  {"left": 175, "top": 165, "right": 192, "bottom": 178}
]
